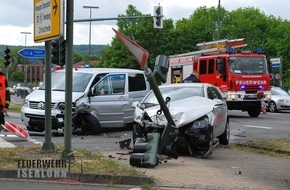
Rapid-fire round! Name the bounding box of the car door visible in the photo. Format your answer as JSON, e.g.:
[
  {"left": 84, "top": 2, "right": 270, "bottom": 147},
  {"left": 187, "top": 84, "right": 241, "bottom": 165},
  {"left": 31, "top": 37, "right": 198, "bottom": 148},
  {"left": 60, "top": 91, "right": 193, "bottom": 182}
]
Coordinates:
[
  {"left": 90, "top": 73, "right": 128, "bottom": 128},
  {"left": 206, "top": 86, "right": 227, "bottom": 137}
]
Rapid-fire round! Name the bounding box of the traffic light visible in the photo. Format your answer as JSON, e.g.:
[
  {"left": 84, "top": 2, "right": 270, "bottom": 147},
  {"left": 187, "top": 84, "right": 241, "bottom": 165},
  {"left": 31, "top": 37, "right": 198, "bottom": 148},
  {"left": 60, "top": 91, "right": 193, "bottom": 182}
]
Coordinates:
[
  {"left": 153, "top": 55, "right": 169, "bottom": 83},
  {"left": 153, "top": 6, "right": 163, "bottom": 29},
  {"left": 51, "top": 40, "right": 60, "bottom": 65},
  {"left": 60, "top": 39, "right": 66, "bottom": 67},
  {"left": 129, "top": 133, "right": 160, "bottom": 168},
  {"left": 4, "top": 47, "right": 11, "bottom": 67}
]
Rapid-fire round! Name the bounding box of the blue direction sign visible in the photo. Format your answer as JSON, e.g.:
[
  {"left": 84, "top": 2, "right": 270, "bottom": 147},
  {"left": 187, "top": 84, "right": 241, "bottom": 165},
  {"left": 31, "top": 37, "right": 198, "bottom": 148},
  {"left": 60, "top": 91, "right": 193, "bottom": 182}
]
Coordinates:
[{"left": 18, "top": 48, "right": 45, "bottom": 59}]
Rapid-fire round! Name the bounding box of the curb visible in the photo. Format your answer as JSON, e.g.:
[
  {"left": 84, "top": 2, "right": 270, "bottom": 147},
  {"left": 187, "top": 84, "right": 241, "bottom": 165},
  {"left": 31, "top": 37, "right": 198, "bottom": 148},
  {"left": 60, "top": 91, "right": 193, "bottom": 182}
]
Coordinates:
[{"left": 0, "top": 169, "right": 154, "bottom": 186}]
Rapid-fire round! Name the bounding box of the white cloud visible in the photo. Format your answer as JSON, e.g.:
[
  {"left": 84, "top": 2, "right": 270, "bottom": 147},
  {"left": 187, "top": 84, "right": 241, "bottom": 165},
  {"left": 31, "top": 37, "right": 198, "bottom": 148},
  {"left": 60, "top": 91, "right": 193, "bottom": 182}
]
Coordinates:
[{"left": 0, "top": 0, "right": 289, "bottom": 46}]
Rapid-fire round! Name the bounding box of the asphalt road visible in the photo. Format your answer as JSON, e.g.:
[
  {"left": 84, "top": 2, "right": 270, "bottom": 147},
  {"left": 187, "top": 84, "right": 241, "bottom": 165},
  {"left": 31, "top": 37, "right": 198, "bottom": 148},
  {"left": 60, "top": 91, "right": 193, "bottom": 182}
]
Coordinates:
[{"left": 1, "top": 96, "right": 290, "bottom": 189}]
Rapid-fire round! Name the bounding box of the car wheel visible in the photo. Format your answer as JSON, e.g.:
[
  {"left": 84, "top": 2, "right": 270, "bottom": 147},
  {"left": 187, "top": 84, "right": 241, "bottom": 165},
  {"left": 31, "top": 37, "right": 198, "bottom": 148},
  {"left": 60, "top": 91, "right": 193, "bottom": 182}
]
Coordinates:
[
  {"left": 268, "top": 101, "right": 277, "bottom": 113},
  {"left": 219, "top": 119, "right": 230, "bottom": 145}
]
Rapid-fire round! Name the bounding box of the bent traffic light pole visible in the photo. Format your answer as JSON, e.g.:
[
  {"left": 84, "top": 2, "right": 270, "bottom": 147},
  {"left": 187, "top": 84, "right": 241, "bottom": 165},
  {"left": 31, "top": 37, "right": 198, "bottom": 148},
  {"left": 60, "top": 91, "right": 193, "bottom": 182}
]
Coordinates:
[{"left": 144, "top": 67, "right": 179, "bottom": 159}]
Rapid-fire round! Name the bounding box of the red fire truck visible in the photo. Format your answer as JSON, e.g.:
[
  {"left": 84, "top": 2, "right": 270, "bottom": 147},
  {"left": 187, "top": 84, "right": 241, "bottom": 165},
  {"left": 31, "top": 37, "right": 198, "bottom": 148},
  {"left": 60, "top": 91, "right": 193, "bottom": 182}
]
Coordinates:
[{"left": 167, "top": 38, "right": 271, "bottom": 117}]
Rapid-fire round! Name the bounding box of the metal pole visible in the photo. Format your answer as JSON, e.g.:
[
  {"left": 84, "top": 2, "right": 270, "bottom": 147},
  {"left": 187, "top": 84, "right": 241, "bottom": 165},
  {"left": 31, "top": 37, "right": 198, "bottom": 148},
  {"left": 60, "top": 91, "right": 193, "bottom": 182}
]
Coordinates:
[
  {"left": 83, "top": 6, "right": 99, "bottom": 65},
  {"left": 62, "top": 0, "right": 74, "bottom": 160},
  {"left": 42, "top": 41, "right": 54, "bottom": 151},
  {"left": 20, "top": 32, "right": 31, "bottom": 84},
  {"left": 217, "top": 0, "right": 221, "bottom": 40}
]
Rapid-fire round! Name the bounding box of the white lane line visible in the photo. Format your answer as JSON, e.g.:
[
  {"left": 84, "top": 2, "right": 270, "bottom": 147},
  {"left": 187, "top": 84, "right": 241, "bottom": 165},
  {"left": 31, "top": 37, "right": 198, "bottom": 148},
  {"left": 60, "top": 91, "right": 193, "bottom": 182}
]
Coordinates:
[
  {"left": 0, "top": 134, "right": 43, "bottom": 145},
  {"left": 28, "top": 138, "right": 43, "bottom": 145},
  {"left": 0, "top": 138, "right": 16, "bottom": 148},
  {"left": 244, "top": 125, "right": 273, "bottom": 129},
  {"left": 0, "top": 134, "right": 19, "bottom": 138}
]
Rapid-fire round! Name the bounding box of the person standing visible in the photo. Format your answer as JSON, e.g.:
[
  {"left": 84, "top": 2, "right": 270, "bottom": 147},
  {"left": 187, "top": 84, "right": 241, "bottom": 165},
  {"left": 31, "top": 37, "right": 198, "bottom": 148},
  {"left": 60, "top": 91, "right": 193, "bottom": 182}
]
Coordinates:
[
  {"left": 0, "top": 69, "right": 10, "bottom": 131},
  {"left": 182, "top": 70, "right": 201, "bottom": 83}
]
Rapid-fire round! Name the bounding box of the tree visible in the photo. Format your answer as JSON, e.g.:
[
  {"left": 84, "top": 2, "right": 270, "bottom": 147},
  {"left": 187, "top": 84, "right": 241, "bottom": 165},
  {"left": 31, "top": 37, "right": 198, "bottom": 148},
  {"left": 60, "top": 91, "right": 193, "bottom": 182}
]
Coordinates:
[{"left": 10, "top": 71, "right": 24, "bottom": 83}]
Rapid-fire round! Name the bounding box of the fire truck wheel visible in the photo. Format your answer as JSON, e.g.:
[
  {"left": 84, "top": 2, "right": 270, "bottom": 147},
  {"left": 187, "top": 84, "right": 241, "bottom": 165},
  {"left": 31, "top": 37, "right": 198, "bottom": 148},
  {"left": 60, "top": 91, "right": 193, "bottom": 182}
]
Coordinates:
[
  {"left": 248, "top": 104, "right": 262, "bottom": 117},
  {"left": 219, "top": 119, "right": 230, "bottom": 145}
]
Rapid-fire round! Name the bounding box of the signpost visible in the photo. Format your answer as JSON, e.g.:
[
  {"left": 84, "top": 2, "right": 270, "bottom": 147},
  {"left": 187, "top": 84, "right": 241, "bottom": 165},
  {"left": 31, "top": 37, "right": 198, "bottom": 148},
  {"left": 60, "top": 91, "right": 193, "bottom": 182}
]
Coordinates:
[
  {"left": 18, "top": 48, "right": 45, "bottom": 59},
  {"left": 34, "top": 0, "right": 62, "bottom": 42},
  {"left": 113, "top": 28, "right": 149, "bottom": 69},
  {"left": 270, "top": 57, "right": 283, "bottom": 86}
]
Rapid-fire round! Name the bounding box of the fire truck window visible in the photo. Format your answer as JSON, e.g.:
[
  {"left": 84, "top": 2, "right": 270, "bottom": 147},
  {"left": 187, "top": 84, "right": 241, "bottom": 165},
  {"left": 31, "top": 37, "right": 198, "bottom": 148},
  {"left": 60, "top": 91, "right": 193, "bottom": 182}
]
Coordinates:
[
  {"left": 199, "top": 60, "right": 207, "bottom": 74},
  {"left": 208, "top": 59, "right": 214, "bottom": 74}
]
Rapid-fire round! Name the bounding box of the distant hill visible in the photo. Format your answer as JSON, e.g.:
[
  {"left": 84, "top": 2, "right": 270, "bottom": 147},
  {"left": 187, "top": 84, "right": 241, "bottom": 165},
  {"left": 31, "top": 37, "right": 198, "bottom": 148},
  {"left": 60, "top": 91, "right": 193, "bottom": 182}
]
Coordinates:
[{"left": 0, "top": 44, "right": 107, "bottom": 57}]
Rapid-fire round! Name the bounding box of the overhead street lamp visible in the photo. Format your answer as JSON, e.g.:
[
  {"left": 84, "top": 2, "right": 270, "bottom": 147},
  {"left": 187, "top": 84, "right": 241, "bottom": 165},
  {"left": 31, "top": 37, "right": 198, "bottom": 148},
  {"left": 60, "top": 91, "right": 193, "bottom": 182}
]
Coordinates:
[
  {"left": 83, "top": 6, "right": 99, "bottom": 65},
  {"left": 20, "top": 32, "right": 32, "bottom": 84}
]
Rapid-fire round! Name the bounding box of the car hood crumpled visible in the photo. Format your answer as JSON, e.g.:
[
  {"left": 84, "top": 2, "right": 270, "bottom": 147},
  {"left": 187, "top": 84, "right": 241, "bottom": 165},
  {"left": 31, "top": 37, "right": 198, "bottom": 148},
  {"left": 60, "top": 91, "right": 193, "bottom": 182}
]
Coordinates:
[{"left": 141, "top": 96, "right": 216, "bottom": 128}]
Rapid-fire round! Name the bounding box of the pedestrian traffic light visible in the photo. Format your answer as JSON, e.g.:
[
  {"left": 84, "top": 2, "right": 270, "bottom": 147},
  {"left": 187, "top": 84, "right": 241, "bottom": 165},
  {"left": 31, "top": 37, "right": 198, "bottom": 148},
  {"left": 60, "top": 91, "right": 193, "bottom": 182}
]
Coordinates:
[
  {"left": 129, "top": 133, "right": 160, "bottom": 168},
  {"left": 153, "top": 6, "right": 163, "bottom": 29},
  {"left": 60, "top": 39, "right": 66, "bottom": 67},
  {"left": 153, "top": 55, "right": 169, "bottom": 83},
  {"left": 4, "top": 47, "right": 11, "bottom": 67},
  {"left": 51, "top": 40, "right": 60, "bottom": 65}
]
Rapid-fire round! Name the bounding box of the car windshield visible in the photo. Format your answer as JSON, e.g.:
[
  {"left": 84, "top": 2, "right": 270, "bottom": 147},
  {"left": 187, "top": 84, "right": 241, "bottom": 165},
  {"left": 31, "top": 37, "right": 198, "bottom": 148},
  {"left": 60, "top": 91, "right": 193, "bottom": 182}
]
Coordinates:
[
  {"left": 39, "top": 72, "right": 93, "bottom": 92},
  {"left": 141, "top": 86, "right": 204, "bottom": 108},
  {"left": 271, "top": 87, "right": 289, "bottom": 96},
  {"left": 229, "top": 56, "right": 268, "bottom": 74}
]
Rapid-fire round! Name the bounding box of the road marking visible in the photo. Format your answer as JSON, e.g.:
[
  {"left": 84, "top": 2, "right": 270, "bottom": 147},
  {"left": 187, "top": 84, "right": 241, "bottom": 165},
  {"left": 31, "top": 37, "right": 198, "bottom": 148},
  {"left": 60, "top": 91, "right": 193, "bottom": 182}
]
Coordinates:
[
  {"left": 0, "top": 134, "right": 43, "bottom": 146},
  {"left": 28, "top": 138, "right": 43, "bottom": 145},
  {"left": 244, "top": 125, "right": 272, "bottom": 129},
  {"left": 0, "top": 138, "right": 16, "bottom": 148}
]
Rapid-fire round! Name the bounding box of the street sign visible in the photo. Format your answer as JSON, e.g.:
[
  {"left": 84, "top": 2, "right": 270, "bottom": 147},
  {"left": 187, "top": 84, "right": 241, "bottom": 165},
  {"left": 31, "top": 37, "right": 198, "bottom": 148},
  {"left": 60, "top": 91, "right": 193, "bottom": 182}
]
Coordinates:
[
  {"left": 270, "top": 57, "right": 281, "bottom": 69},
  {"left": 113, "top": 28, "right": 149, "bottom": 69},
  {"left": 270, "top": 58, "right": 281, "bottom": 64},
  {"left": 18, "top": 48, "right": 45, "bottom": 59},
  {"left": 34, "top": 0, "right": 62, "bottom": 42}
]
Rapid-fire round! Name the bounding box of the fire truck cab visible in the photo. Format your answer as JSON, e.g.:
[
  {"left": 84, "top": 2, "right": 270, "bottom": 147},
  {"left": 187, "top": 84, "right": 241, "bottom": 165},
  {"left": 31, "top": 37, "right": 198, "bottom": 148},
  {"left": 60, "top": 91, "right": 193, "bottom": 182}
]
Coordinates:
[{"left": 168, "top": 38, "right": 272, "bottom": 117}]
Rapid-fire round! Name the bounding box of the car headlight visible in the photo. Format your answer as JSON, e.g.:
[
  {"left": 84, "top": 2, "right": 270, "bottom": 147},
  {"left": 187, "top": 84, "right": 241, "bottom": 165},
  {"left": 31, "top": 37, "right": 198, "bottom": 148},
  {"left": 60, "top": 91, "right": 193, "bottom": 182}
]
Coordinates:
[
  {"left": 185, "top": 116, "right": 210, "bottom": 135},
  {"left": 191, "top": 116, "right": 209, "bottom": 129},
  {"left": 57, "top": 102, "right": 77, "bottom": 112},
  {"left": 23, "top": 99, "right": 29, "bottom": 107}
]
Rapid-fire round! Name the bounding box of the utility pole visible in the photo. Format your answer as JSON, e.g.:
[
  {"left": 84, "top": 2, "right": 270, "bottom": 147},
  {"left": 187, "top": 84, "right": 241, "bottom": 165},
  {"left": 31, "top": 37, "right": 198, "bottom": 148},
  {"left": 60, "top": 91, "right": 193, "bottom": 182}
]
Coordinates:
[
  {"left": 217, "top": 0, "right": 221, "bottom": 40},
  {"left": 83, "top": 6, "right": 99, "bottom": 65}
]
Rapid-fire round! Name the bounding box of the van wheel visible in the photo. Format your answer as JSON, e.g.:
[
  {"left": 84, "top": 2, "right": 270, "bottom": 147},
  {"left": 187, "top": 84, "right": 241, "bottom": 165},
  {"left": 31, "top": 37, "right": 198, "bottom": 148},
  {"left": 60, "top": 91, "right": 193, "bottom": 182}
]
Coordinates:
[{"left": 82, "top": 115, "right": 102, "bottom": 135}]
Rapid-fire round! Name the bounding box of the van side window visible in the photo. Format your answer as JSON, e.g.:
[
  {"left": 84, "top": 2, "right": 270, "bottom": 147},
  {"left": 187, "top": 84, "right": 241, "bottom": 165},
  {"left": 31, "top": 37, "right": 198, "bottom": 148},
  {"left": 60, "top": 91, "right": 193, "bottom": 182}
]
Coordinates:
[
  {"left": 94, "top": 74, "right": 125, "bottom": 95},
  {"left": 128, "top": 73, "right": 146, "bottom": 92}
]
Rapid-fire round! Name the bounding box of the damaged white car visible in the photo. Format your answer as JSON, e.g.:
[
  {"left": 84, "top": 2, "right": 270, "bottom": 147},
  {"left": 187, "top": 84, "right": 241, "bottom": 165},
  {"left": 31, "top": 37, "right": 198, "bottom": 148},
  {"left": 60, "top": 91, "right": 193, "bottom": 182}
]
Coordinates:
[{"left": 132, "top": 83, "right": 230, "bottom": 158}]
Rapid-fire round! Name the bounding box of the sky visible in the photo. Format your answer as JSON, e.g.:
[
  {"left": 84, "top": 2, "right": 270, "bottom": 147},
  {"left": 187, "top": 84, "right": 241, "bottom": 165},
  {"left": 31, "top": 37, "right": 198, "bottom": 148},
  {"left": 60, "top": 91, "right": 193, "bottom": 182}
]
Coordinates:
[{"left": 0, "top": 0, "right": 289, "bottom": 47}]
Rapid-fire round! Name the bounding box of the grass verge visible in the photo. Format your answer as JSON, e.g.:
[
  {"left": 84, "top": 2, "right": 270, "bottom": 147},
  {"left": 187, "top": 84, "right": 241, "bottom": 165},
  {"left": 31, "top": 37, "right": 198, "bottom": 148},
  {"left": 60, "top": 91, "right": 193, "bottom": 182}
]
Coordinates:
[
  {"left": 231, "top": 139, "right": 290, "bottom": 159},
  {"left": 8, "top": 103, "right": 22, "bottom": 113},
  {"left": 0, "top": 145, "right": 140, "bottom": 176}
]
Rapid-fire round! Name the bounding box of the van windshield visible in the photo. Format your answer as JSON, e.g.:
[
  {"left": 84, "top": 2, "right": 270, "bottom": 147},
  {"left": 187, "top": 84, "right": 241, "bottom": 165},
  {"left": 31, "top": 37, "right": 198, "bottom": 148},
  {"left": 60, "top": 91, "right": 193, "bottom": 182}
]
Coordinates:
[{"left": 39, "top": 72, "right": 93, "bottom": 92}]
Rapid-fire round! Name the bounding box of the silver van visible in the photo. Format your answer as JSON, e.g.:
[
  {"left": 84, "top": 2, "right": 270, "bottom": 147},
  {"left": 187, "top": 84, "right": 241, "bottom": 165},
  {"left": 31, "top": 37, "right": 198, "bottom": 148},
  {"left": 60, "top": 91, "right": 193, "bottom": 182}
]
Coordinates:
[{"left": 21, "top": 68, "right": 150, "bottom": 135}]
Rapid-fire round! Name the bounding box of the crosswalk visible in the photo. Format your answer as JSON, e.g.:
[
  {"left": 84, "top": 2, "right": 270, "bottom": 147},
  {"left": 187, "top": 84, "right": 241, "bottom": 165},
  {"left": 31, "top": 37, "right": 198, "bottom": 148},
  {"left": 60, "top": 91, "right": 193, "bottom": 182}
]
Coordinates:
[{"left": 0, "top": 133, "right": 43, "bottom": 148}]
